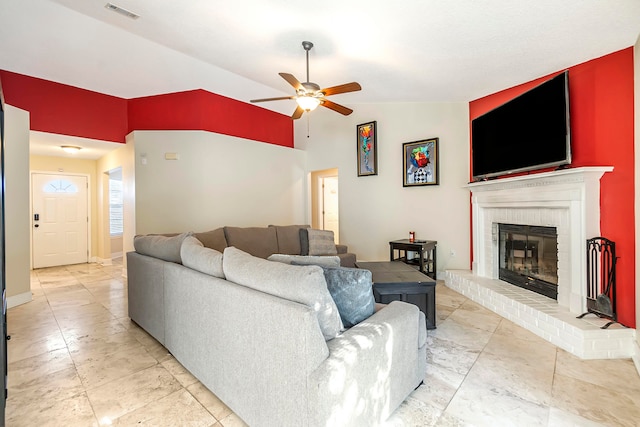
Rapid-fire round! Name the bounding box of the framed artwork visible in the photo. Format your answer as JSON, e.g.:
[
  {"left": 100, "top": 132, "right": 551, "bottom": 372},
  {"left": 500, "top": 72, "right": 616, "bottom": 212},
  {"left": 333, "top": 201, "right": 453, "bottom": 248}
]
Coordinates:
[
  {"left": 357, "top": 121, "right": 377, "bottom": 176},
  {"left": 402, "top": 137, "right": 439, "bottom": 186}
]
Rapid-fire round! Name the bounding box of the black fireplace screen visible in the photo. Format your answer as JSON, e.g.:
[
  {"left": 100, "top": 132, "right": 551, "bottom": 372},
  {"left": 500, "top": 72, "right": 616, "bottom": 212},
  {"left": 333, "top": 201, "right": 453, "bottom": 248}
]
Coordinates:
[{"left": 499, "top": 224, "right": 558, "bottom": 299}]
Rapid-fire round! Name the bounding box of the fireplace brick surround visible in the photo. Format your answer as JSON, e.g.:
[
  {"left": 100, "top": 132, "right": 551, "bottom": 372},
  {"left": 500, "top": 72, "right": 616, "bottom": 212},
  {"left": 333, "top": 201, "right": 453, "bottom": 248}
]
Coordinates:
[{"left": 445, "top": 167, "right": 636, "bottom": 359}]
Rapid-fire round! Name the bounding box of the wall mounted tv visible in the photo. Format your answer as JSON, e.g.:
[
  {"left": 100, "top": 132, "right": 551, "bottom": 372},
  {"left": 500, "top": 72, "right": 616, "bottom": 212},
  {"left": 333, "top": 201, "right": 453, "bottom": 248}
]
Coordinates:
[{"left": 471, "top": 71, "right": 571, "bottom": 181}]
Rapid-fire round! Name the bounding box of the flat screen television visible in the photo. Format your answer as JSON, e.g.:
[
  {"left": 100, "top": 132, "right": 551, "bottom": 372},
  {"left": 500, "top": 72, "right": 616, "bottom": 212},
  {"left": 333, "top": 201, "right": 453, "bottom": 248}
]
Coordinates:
[{"left": 471, "top": 71, "right": 571, "bottom": 181}]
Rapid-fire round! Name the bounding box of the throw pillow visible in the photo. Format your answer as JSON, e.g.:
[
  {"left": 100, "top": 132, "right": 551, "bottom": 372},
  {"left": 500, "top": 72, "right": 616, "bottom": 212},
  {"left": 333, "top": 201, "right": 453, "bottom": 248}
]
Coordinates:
[
  {"left": 268, "top": 253, "right": 341, "bottom": 268},
  {"left": 306, "top": 229, "right": 338, "bottom": 256},
  {"left": 269, "top": 225, "right": 310, "bottom": 255},
  {"left": 180, "top": 236, "right": 225, "bottom": 279},
  {"left": 321, "top": 266, "right": 375, "bottom": 328},
  {"left": 223, "top": 247, "right": 343, "bottom": 340},
  {"left": 133, "top": 232, "right": 192, "bottom": 263},
  {"left": 299, "top": 228, "right": 310, "bottom": 255}
]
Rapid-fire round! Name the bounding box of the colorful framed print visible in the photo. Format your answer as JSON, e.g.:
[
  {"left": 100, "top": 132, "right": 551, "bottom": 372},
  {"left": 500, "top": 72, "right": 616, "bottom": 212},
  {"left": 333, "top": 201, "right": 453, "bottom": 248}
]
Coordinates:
[
  {"left": 357, "top": 121, "right": 377, "bottom": 176},
  {"left": 402, "top": 137, "right": 439, "bottom": 186}
]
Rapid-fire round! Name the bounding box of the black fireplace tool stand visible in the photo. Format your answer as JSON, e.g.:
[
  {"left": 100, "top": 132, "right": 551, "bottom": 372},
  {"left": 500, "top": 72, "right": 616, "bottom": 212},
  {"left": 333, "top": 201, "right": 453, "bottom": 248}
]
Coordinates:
[{"left": 577, "top": 237, "right": 624, "bottom": 329}]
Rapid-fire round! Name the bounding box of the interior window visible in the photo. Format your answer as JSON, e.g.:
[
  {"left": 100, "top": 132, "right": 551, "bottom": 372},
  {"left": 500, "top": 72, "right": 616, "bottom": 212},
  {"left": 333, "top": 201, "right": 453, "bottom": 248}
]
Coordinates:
[{"left": 109, "top": 177, "right": 123, "bottom": 236}]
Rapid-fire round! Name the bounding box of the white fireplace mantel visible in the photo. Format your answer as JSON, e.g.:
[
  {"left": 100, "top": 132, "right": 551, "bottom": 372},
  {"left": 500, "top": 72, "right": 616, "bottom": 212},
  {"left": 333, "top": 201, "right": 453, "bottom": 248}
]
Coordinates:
[
  {"left": 466, "top": 166, "right": 613, "bottom": 314},
  {"left": 467, "top": 166, "right": 614, "bottom": 193},
  {"left": 445, "top": 166, "right": 636, "bottom": 360}
]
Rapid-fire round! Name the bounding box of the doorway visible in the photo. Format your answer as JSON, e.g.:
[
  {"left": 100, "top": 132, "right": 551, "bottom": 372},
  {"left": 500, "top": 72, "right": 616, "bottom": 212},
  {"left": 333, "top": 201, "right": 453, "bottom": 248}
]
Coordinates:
[
  {"left": 310, "top": 168, "right": 339, "bottom": 243},
  {"left": 31, "top": 172, "right": 89, "bottom": 268}
]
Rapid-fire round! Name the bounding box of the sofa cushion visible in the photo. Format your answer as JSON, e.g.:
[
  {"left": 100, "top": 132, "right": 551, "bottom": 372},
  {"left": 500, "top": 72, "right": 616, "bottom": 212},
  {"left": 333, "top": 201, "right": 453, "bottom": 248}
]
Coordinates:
[
  {"left": 180, "top": 236, "right": 225, "bottom": 279},
  {"left": 223, "top": 247, "right": 343, "bottom": 340},
  {"left": 269, "top": 224, "right": 310, "bottom": 255},
  {"left": 268, "top": 254, "right": 341, "bottom": 268},
  {"left": 193, "top": 228, "right": 227, "bottom": 253},
  {"left": 306, "top": 229, "right": 338, "bottom": 256},
  {"left": 321, "top": 266, "right": 375, "bottom": 328},
  {"left": 133, "top": 232, "right": 191, "bottom": 263},
  {"left": 223, "top": 226, "right": 278, "bottom": 259}
]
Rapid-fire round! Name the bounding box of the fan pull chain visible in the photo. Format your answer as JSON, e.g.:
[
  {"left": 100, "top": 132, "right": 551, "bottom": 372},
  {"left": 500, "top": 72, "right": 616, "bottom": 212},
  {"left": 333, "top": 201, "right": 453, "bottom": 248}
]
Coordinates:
[{"left": 307, "top": 114, "right": 310, "bottom": 138}]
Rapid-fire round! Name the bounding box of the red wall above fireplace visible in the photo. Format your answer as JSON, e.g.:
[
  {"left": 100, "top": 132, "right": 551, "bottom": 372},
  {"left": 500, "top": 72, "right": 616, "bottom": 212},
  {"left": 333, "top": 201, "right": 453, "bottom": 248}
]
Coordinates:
[{"left": 469, "top": 47, "right": 635, "bottom": 327}]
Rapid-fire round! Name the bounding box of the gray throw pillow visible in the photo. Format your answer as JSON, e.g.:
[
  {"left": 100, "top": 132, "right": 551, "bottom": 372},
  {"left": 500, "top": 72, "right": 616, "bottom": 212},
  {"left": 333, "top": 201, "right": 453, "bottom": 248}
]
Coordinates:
[
  {"left": 133, "top": 232, "right": 192, "bottom": 263},
  {"left": 321, "top": 266, "right": 375, "bottom": 328},
  {"left": 306, "top": 229, "right": 338, "bottom": 256},
  {"left": 299, "top": 228, "right": 310, "bottom": 255},
  {"left": 223, "top": 247, "right": 343, "bottom": 340},
  {"left": 269, "top": 225, "right": 310, "bottom": 255},
  {"left": 268, "top": 253, "right": 341, "bottom": 268},
  {"left": 180, "top": 236, "right": 225, "bottom": 279}
]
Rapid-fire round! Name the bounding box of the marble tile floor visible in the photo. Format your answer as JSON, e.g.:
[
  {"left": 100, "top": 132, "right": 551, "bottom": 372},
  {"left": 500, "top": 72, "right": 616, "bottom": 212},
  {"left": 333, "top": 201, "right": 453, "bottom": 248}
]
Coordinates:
[{"left": 6, "top": 261, "right": 640, "bottom": 426}]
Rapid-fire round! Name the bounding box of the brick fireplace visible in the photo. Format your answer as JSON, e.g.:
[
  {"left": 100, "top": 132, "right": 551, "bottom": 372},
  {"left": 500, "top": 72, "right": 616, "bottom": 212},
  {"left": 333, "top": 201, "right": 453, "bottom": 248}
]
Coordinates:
[{"left": 445, "top": 167, "right": 636, "bottom": 359}]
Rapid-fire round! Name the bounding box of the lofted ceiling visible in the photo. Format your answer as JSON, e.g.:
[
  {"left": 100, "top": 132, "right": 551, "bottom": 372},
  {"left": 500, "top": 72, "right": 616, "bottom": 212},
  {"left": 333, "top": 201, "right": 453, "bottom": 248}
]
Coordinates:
[{"left": 1, "top": 0, "right": 640, "bottom": 156}]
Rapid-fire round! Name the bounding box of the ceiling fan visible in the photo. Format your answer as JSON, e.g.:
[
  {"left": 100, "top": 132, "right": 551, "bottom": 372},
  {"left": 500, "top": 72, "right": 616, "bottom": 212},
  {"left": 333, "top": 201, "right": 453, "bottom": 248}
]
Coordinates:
[{"left": 250, "top": 41, "right": 362, "bottom": 119}]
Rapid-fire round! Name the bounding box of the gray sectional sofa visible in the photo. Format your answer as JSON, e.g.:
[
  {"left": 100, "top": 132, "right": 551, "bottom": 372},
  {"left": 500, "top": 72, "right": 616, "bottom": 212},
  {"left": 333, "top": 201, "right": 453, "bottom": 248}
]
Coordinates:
[
  {"left": 127, "top": 227, "right": 427, "bottom": 426},
  {"left": 192, "top": 224, "right": 356, "bottom": 267}
]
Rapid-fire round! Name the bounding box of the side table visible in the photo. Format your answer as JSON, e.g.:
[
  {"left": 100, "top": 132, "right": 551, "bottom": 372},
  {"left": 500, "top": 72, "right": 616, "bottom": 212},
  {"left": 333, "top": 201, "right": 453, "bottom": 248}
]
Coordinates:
[{"left": 389, "top": 239, "right": 437, "bottom": 279}]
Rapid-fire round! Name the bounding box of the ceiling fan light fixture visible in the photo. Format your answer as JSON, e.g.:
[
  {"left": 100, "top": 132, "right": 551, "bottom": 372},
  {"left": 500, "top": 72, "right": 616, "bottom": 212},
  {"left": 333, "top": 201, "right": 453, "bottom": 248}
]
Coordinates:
[
  {"left": 61, "top": 145, "right": 82, "bottom": 154},
  {"left": 250, "top": 41, "right": 361, "bottom": 119},
  {"left": 296, "top": 96, "right": 321, "bottom": 111}
]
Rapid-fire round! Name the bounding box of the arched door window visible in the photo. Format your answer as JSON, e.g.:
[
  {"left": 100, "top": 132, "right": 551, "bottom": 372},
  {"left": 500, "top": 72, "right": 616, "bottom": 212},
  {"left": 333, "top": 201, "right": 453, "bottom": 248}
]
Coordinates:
[{"left": 43, "top": 179, "right": 79, "bottom": 194}]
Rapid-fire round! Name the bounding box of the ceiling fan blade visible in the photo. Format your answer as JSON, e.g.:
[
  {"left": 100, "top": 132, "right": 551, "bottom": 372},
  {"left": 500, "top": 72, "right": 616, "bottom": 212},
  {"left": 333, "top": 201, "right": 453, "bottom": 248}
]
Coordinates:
[
  {"left": 320, "top": 99, "right": 353, "bottom": 116},
  {"left": 291, "top": 105, "right": 305, "bottom": 120},
  {"left": 321, "top": 82, "right": 362, "bottom": 97},
  {"left": 250, "top": 96, "right": 295, "bottom": 103},
  {"left": 279, "top": 73, "right": 303, "bottom": 91}
]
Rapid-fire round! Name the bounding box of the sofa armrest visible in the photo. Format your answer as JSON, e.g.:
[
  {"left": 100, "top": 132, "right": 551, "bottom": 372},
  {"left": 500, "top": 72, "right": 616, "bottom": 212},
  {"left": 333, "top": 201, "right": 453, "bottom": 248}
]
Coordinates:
[
  {"left": 127, "top": 252, "right": 167, "bottom": 345},
  {"left": 337, "top": 253, "right": 356, "bottom": 268},
  {"left": 335, "top": 244, "right": 348, "bottom": 254},
  {"left": 308, "top": 300, "right": 426, "bottom": 425}
]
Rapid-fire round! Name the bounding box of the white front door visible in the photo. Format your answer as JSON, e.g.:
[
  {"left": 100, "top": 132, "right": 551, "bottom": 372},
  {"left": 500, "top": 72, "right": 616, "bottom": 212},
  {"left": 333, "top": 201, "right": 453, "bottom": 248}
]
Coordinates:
[{"left": 32, "top": 173, "right": 89, "bottom": 268}]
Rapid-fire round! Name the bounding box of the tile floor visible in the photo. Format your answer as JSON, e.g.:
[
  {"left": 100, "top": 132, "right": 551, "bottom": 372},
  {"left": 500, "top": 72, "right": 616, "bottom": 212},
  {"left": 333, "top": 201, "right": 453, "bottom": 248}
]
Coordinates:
[{"left": 6, "top": 260, "right": 640, "bottom": 426}]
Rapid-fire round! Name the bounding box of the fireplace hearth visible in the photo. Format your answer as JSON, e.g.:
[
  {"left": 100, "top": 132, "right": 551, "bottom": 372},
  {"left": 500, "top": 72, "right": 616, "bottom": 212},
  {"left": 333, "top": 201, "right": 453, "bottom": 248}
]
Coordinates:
[
  {"left": 499, "top": 224, "right": 558, "bottom": 299},
  {"left": 446, "top": 167, "right": 638, "bottom": 361}
]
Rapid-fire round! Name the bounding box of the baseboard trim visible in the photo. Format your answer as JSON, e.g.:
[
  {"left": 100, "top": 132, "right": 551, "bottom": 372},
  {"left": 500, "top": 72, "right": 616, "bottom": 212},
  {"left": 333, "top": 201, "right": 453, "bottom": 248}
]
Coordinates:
[{"left": 7, "top": 291, "right": 32, "bottom": 309}]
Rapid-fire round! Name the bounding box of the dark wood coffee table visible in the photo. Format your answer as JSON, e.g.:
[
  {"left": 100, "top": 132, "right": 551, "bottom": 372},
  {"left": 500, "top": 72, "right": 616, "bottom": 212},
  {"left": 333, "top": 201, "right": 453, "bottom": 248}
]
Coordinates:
[{"left": 356, "top": 261, "right": 436, "bottom": 329}]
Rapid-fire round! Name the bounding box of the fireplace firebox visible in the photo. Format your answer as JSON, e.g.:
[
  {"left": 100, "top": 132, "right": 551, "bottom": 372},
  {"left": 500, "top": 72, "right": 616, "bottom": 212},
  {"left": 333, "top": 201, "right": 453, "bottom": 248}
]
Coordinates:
[{"left": 498, "top": 224, "right": 558, "bottom": 299}]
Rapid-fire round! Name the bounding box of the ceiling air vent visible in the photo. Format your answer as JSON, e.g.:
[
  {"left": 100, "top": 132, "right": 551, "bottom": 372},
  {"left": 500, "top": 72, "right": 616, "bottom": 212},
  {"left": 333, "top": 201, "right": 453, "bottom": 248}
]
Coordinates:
[{"left": 104, "top": 3, "right": 140, "bottom": 20}]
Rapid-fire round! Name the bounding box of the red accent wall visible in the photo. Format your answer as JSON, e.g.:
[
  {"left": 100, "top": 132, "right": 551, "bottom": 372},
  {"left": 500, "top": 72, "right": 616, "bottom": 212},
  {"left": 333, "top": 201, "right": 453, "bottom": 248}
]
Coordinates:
[
  {"left": 0, "top": 70, "right": 129, "bottom": 143},
  {"left": 127, "top": 90, "right": 293, "bottom": 147},
  {"left": 0, "top": 70, "right": 294, "bottom": 147},
  {"left": 469, "top": 48, "right": 635, "bottom": 327}
]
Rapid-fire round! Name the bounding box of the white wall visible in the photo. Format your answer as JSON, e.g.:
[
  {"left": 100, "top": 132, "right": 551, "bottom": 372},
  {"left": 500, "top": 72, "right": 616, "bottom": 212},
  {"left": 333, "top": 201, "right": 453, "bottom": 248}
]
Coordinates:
[
  {"left": 4, "top": 105, "right": 31, "bottom": 306},
  {"left": 132, "top": 131, "right": 307, "bottom": 234},
  {"left": 295, "top": 103, "right": 470, "bottom": 277}
]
